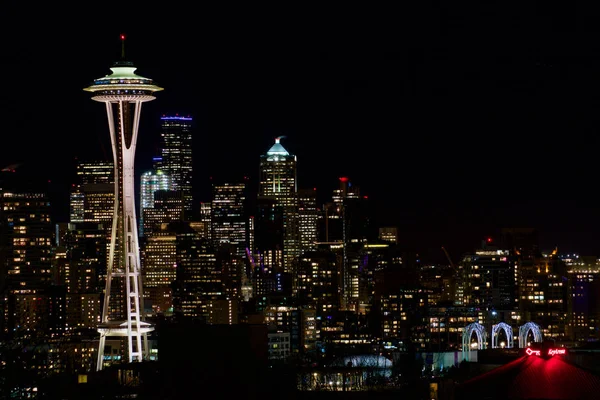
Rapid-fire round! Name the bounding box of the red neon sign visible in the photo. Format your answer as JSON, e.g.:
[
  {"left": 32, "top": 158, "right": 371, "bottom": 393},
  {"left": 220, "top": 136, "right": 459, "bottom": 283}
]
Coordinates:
[
  {"left": 525, "top": 348, "right": 541, "bottom": 356},
  {"left": 525, "top": 347, "right": 566, "bottom": 356},
  {"left": 547, "top": 348, "right": 566, "bottom": 356}
]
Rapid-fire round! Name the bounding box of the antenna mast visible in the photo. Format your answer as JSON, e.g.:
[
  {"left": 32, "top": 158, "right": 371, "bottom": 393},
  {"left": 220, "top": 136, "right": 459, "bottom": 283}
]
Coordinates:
[{"left": 120, "top": 33, "right": 126, "bottom": 59}]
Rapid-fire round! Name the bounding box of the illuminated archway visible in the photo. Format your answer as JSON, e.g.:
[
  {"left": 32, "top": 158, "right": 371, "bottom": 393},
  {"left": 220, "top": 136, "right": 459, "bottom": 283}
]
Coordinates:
[
  {"left": 518, "top": 322, "right": 542, "bottom": 348},
  {"left": 462, "top": 322, "right": 487, "bottom": 361},
  {"left": 491, "top": 322, "right": 514, "bottom": 348}
]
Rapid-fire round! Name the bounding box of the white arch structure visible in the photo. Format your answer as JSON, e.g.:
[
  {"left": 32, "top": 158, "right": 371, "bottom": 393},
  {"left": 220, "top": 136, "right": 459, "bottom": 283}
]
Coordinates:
[
  {"left": 518, "top": 322, "right": 542, "bottom": 348},
  {"left": 491, "top": 322, "right": 514, "bottom": 348},
  {"left": 462, "top": 322, "right": 487, "bottom": 361}
]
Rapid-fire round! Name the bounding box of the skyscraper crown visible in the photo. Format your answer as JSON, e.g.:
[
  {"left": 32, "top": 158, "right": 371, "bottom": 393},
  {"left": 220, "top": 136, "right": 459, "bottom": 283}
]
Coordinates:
[{"left": 266, "top": 136, "right": 290, "bottom": 156}]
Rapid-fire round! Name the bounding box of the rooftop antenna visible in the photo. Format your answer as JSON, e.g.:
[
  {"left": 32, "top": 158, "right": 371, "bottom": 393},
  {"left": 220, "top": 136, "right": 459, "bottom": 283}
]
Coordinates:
[{"left": 120, "top": 33, "right": 126, "bottom": 59}]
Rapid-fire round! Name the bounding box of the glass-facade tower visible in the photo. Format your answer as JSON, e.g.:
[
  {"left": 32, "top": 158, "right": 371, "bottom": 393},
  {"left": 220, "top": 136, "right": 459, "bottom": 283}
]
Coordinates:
[
  {"left": 156, "top": 115, "right": 193, "bottom": 218},
  {"left": 139, "top": 170, "right": 173, "bottom": 236}
]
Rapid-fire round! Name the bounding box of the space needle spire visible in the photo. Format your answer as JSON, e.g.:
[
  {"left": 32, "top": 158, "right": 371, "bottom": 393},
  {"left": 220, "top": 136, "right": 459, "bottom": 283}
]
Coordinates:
[
  {"left": 84, "top": 34, "right": 163, "bottom": 371},
  {"left": 121, "top": 33, "right": 126, "bottom": 59}
]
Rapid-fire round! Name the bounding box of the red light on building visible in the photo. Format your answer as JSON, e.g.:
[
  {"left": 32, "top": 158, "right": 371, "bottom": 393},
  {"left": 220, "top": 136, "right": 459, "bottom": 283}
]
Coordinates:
[
  {"left": 487, "top": 237, "right": 493, "bottom": 243},
  {"left": 339, "top": 177, "right": 349, "bottom": 182},
  {"left": 120, "top": 34, "right": 126, "bottom": 40}
]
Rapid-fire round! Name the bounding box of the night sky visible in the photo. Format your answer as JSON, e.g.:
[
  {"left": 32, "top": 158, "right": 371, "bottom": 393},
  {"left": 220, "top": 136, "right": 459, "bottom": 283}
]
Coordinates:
[{"left": 3, "top": 4, "right": 600, "bottom": 262}]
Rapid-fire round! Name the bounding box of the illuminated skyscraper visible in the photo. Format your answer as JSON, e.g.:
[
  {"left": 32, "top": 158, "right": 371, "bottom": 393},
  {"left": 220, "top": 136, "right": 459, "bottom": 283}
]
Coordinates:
[
  {"left": 378, "top": 227, "right": 398, "bottom": 244},
  {"left": 141, "top": 189, "right": 184, "bottom": 237},
  {"left": 211, "top": 181, "right": 248, "bottom": 259},
  {"left": 62, "top": 223, "right": 105, "bottom": 330},
  {"left": 69, "top": 161, "right": 114, "bottom": 225},
  {"left": 257, "top": 137, "right": 299, "bottom": 273},
  {"left": 199, "top": 202, "right": 212, "bottom": 241},
  {"left": 139, "top": 169, "right": 173, "bottom": 236},
  {"left": 172, "top": 228, "right": 223, "bottom": 321},
  {"left": 566, "top": 255, "right": 600, "bottom": 342},
  {"left": 210, "top": 181, "right": 249, "bottom": 301},
  {"left": 0, "top": 170, "right": 53, "bottom": 339},
  {"left": 83, "top": 35, "right": 163, "bottom": 370},
  {"left": 141, "top": 231, "right": 177, "bottom": 315},
  {"left": 320, "top": 177, "right": 372, "bottom": 309},
  {"left": 297, "top": 188, "right": 318, "bottom": 255},
  {"left": 156, "top": 115, "right": 193, "bottom": 218}
]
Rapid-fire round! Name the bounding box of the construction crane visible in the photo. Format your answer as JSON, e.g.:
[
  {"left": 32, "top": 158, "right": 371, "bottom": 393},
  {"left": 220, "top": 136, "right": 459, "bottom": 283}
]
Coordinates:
[{"left": 441, "top": 246, "right": 455, "bottom": 270}]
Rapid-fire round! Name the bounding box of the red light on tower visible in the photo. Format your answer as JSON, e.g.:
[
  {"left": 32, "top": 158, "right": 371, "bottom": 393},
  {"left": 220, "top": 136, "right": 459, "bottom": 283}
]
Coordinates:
[
  {"left": 120, "top": 34, "right": 126, "bottom": 59},
  {"left": 487, "top": 237, "right": 493, "bottom": 243},
  {"left": 339, "top": 177, "right": 349, "bottom": 182}
]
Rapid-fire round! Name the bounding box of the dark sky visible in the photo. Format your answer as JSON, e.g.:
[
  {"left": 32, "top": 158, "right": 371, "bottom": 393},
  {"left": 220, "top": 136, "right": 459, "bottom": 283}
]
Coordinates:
[{"left": 3, "top": 4, "right": 600, "bottom": 262}]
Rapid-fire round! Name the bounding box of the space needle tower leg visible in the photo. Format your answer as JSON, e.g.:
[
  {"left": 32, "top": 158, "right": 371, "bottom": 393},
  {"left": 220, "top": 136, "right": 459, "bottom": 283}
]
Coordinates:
[{"left": 119, "top": 99, "right": 144, "bottom": 363}]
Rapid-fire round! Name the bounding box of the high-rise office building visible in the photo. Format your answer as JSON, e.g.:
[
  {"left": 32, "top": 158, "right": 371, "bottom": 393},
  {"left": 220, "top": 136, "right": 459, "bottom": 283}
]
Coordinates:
[
  {"left": 566, "top": 255, "right": 600, "bottom": 342},
  {"left": 69, "top": 161, "right": 114, "bottom": 225},
  {"left": 139, "top": 169, "right": 173, "bottom": 236},
  {"left": 61, "top": 223, "right": 105, "bottom": 331},
  {"left": 211, "top": 181, "right": 248, "bottom": 259},
  {"left": 0, "top": 170, "right": 53, "bottom": 339},
  {"left": 210, "top": 181, "right": 249, "bottom": 302},
  {"left": 319, "top": 177, "right": 360, "bottom": 243},
  {"left": 507, "top": 230, "right": 569, "bottom": 341},
  {"left": 141, "top": 231, "right": 177, "bottom": 315},
  {"left": 297, "top": 188, "right": 318, "bottom": 255},
  {"left": 172, "top": 225, "right": 223, "bottom": 321},
  {"left": 379, "top": 227, "right": 398, "bottom": 244},
  {"left": 296, "top": 250, "right": 340, "bottom": 316},
  {"left": 67, "top": 162, "right": 114, "bottom": 328},
  {"left": 83, "top": 35, "right": 162, "bottom": 370},
  {"left": 460, "top": 240, "right": 517, "bottom": 312},
  {"left": 141, "top": 189, "right": 184, "bottom": 238},
  {"left": 320, "top": 177, "right": 372, "bottom": 309},
  {"left": 156, "top": 115, "right": 193, "bottom": 218},
  {"left": 257, "top": 137, "right": 298, "bottom": 273},
  {"left": 199, "top": 202, "right": 212, "bottom": 241},
  {"left": 253, "top": 197, "right": 284, "bottom": 276}
]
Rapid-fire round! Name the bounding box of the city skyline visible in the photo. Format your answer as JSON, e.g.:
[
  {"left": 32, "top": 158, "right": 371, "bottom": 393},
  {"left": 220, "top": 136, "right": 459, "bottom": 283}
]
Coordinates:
[
  {"left": 4, "top": 7, "right": 600, "bottom": 399},
  {"left": 3, "top": 8, "right": 600, "bottom": 261}
]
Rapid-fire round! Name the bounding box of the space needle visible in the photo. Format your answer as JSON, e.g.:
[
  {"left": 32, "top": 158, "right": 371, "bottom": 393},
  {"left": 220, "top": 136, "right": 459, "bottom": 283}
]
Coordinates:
[{"left": 84, "top": 34, "right": 163, "bottom": 371}]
